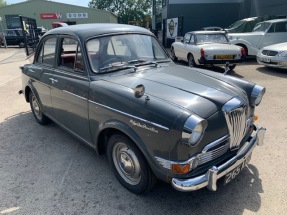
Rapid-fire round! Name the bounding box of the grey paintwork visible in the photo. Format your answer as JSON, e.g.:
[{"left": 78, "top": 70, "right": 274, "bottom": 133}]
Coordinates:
[{"left": 21, "top": 24, "right": 259, "bottom": 183}]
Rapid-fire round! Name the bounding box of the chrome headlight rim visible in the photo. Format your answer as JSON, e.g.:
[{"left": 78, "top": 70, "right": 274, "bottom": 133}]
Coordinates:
[
  {"left": 182, "top": 115, "right": 208, "bottom": 147},
  {"left": 251, "top": 85, "right": 266, "bottom": 106}
]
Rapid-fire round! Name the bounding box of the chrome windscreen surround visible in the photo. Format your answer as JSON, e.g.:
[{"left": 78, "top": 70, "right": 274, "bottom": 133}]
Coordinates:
[{"left": 222, "top": 97, "right": 247, "bottom": 150}]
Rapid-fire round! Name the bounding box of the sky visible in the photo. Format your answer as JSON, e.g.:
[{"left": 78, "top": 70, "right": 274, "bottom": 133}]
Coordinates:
[{"left": 6, "top": 0, "right": 91, "bottom": 7}]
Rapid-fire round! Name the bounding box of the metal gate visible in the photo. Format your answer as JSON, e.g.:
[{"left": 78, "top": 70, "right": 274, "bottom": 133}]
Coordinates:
[{"left": 19, "top": 15, "right": 40, "bottom": 57}]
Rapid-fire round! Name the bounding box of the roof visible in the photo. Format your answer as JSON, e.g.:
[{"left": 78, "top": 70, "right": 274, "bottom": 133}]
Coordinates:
[
  {"left": 45, "top": 24, "right": 152, "bottom": 40},
  {"left": 260, "top": 18, "right": 287, "bottom": 23},
  {"left": 187, "top": 31, "right": 226, "bottom": 34}
]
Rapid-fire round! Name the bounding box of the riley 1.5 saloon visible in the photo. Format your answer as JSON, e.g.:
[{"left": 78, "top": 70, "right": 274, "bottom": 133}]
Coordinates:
[{"left": 20, "top": 24, "right": 266, "bottom": 194}]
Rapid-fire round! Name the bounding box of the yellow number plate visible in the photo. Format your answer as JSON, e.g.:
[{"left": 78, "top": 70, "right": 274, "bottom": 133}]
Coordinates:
[{"left": 216, "top": 55, "right": 234, "bottom": 60}]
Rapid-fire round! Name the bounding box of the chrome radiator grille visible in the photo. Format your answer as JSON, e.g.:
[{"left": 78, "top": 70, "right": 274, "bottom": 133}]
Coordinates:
[{"left": 222, "top": 98, "right": 247, "bottom": 150}]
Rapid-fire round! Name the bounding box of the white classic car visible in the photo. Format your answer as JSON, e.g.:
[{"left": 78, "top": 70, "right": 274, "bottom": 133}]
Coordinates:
[
  {"left": 228, "top": 19, "right": 287, "bottom": 56},
  {"left": 257, "top": 42, "right": 287, "bottom": 68},
  {"left": 171, "top": 31, "right": 246, "bottom": 70}
]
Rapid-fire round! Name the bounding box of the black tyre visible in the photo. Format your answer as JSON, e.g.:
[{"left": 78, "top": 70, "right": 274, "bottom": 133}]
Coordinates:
[
  {"left": 107, "top": 134, "right": 156, "bottom": 194},
  {"left": 19, "top": 42, "right": 25, "bottom": 48},
  {"left": 171, "top": 47, "right": 178, "bottom": 62},
  {"left": 188, "top": 54, "right": 196, "bottom": 67},
  {"left": 29, "top": 91, "right": 50, "bottom": 125},
  {"left": 229, "top": 64, "right": 236, "bottom": 70}
]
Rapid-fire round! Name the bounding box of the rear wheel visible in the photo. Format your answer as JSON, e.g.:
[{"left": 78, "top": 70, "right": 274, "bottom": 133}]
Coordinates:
[
  {"left": 29, "top": 91, "right": 50, "bottom": 125},
  {"left": 188, "top": 54, "right": 196, "bottom": 67},
  {"left": 107, "top": 134, "right": 156, "bottom": 194},
  {"left": 19, "top": 41, "right": 25, "bottom": 48}
]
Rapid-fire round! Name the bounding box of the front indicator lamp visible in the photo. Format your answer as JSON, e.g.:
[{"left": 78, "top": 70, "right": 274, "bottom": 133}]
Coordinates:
[
  {"left": 254, "top": 115, "right": 259, "bottom": 121},
  {"left": 172, "top": 164, "right": 190, "bottom": 174}
]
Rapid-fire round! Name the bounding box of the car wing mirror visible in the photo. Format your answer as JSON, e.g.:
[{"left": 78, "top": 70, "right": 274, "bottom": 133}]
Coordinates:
[{"left": 176, "top": 36, "right": 184, "bottom": 43}]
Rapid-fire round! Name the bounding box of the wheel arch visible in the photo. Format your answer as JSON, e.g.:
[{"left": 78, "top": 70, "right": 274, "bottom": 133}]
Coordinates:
[{"left": 96, "top": 120, "right": 149, "bottom": 158}]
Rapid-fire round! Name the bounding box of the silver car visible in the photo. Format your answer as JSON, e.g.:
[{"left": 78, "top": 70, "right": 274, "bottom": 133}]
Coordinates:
[{"left": 257, "top": 42, "right": 287, "bottom": 68}]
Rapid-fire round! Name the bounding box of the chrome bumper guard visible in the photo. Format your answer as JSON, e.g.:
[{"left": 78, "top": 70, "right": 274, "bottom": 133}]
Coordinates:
[{"left": 172, "top": 126, "right": 266, "bottom": 192}]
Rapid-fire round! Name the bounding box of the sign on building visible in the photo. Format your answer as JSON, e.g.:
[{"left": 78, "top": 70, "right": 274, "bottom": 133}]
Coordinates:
[
  {"left": 66, "top": 13, "right": 89, "bottom": 19},
  {"left": 166, "top": 18, "right": 178, "bottom": 38},
  {"left": 40, "top": 13, "right": 62, "bottom": 19}
]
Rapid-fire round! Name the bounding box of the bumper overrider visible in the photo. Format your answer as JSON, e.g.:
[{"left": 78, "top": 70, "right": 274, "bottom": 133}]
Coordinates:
[{"left": 172, "top": 126, "right": 266, "bottom": 192}]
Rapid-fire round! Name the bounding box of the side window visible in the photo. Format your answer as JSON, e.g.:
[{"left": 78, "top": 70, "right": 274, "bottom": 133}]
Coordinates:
[
  {"left": 37, "top": 37, "right": 57, "bottom": 65},
  {"left": 190, "top": 35, "right": 195, "bottom": 44},
  {"left": 274, "top": 22, "right": 287, "bottom": 32},
  {"left": 267, "top": 24, "right": 275, "bottom": 33},
  {"left": 59, "top": 37, "right": 85, "bottom": 72},
  {"left": 184, "top": 34, "right": 191, "bottom": 43}
]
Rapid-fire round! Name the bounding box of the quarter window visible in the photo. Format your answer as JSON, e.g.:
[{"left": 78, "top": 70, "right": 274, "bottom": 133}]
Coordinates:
[
  {"left": 37, "top": 37, "right": 57, "bottom": 65},
  {"left": 184, "top": 34, "right": 191, "bottom": 43},
  {"left": 274, "top": 22, "right": 287, "bottom": 32}
]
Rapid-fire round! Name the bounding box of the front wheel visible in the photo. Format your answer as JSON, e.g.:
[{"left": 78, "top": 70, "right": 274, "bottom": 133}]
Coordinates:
[
  {"left": 229, "top": 64, "right": 236, "bottom": 70},
  {"left": 107, "top": 134, "right": 156, "bottom": 194},
  {"left": 29, "top": 91, "right": 50, "bottom": 125}
]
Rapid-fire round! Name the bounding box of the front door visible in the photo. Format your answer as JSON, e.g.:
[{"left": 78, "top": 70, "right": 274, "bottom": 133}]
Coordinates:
[{"left": 50, "top": 36, "right": 92, "bottom": 144}]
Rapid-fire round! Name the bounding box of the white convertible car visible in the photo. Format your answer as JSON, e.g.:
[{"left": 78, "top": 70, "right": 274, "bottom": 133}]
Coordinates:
[{"left": 171, "top": 31, "right": 246, "bottom": 70}]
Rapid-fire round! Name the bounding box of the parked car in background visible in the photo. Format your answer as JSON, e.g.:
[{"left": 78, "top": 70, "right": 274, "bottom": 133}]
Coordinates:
[
  {"left": 202, "top": 26, "right": 223, "bottom": 31},
  {"left": 0, "top": 29, "right": 25, "bottom": 48},
  {"left": 171, "top": 31, "right": 246, "bottom": 70},
  {"left": 228, "top": 19, "right": 287, "bottom": 56},
  {"left": 19, "top": 24, "right": 266, "bottom": 194},
  {"left": 225, "top": 15, "right": 287, "bottom": 33},
  {"left": 37, "top": 26, "right": 48, "bottom": 36},
  {"left": 52, "top": 22, "right": 68, "bottom": 28},
  {"left": 257, "top": 42, "right": 287, "bottom": 68}
]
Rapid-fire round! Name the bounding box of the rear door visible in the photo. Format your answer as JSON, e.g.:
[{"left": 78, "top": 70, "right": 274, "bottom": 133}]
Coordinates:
[
  {"left": 29, "top": 36, "right": 57, "bottom": 117},
  {"left": 50, "top": 36, "right": 92, "bottom": 144},
  {"left": 260, "top": 21, "right": 287, "bottom": 48}
]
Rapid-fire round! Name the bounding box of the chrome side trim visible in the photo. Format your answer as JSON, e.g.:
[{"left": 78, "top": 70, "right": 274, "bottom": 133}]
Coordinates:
[
  {"left": 89, "top": 100, "right": 169, "bottom": 131},
  {"left": 63, "top": 90, "right": 88, "bottom": 101},
  {"left": 54, "top": 69, "right": 89, "bottom": 80}
]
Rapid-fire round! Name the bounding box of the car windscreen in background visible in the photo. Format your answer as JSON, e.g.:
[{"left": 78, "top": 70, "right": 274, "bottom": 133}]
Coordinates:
[{"left": 20, "top": 15, "right": 40, "bottom": 57}]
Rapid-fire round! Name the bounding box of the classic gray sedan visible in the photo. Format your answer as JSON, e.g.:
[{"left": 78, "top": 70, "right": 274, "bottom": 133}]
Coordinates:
[
  {"left": 171, "top": 31, "right": 246, "bottom": 70},
  {"left": 257, "top": 42, "right": 287, "bottom": 68},
  {"left": 20, "top": 24, "right": 266, "bottom": 194}
]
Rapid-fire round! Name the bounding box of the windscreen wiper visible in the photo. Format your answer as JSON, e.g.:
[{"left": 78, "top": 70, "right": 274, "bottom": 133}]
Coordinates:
[{"left": 99, "top": 62, "right": 135, "bottom": 73}]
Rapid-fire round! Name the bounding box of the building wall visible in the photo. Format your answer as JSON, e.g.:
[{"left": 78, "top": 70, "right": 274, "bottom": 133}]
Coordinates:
[
  {"left": 249, "top": 0, "right": 287, "bottom": 17},
  {"left": 0, "top": 0, "right": 117, "bottom": 30}
]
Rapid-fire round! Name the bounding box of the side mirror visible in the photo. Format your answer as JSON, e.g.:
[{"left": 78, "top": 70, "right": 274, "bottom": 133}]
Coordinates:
[{"left": 175, "top": 36, "right": 184, "bottom": 43}]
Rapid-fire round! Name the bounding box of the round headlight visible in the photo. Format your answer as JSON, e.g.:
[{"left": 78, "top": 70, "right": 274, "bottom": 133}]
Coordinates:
[
  {"left": 182, "top": 115, "right": 207, "bottom": 147},
  {"left": 278, "top": 51, "right": 287, "bottom": 57},
  {"left": 251, "top": 85, "right": 266, "bottom": 106}
]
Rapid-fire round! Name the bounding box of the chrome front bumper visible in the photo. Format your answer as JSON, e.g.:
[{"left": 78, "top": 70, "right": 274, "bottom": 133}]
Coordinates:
[{"left": 172, "top": 126, "right": 266, "bottom": 192}]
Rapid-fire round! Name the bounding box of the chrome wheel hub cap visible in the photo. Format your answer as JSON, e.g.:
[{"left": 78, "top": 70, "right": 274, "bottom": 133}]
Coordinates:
[
  {"left": 113, "top": 142, "right": 141, "bottom": 185},
  {"left": 32, "top": 96, "right": 41, "bottom": 120}
]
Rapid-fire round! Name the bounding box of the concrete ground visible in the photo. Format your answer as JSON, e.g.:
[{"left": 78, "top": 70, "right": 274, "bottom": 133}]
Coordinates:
[{"left": 0, "top": 47, "right": 286, "bottom": 215}]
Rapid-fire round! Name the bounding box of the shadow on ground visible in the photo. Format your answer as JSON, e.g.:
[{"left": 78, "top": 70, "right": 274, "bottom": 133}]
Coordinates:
[{"left": 0, "top": 111, "right": 264, "bottom": 214}]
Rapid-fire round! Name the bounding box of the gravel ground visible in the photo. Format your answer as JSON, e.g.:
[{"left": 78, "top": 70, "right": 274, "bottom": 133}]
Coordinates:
[{"left": 0, "top": 48, "right": 286, "bottom": 215}]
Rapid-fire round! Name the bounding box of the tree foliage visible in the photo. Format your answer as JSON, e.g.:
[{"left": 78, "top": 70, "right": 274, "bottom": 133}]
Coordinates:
[
  {"left": 0, "top": 0, "right": 7, "bottom": 7},
  {"left": 88, "top": 0, "right": 151, "bottom": 26}
]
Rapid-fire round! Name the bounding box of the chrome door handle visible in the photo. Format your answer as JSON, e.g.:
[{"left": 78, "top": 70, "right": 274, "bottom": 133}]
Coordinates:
[{"left": 49, "top": 78, "right": 58, "bottom": 83}]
